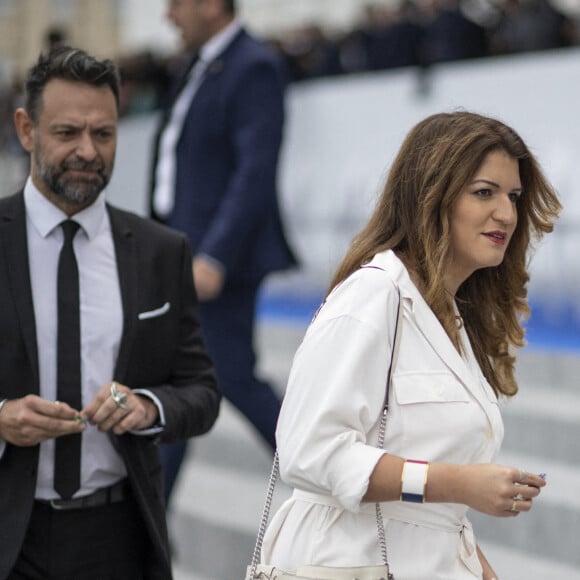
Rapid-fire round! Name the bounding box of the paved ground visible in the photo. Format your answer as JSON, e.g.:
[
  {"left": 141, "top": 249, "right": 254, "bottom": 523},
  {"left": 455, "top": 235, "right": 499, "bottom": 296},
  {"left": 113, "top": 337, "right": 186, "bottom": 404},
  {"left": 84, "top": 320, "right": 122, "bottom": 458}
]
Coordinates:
[{"left": 167, "top": 321, "right": 580, "bottom": 580}]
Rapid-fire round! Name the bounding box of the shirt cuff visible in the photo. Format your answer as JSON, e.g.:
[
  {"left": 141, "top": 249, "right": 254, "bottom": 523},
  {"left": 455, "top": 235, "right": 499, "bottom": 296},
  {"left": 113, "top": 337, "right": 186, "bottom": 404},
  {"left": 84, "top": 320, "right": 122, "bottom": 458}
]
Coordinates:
[{"left": 129, "top": 389, "right": 165, "bottom": 436}]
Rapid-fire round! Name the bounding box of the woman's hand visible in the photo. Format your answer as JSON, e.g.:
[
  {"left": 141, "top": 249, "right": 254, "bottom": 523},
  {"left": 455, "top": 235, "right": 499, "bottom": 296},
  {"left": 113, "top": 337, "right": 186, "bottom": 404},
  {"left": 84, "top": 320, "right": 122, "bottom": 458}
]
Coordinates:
[{"left": 429, "top": 463, "right": 546, "bottom": 517}]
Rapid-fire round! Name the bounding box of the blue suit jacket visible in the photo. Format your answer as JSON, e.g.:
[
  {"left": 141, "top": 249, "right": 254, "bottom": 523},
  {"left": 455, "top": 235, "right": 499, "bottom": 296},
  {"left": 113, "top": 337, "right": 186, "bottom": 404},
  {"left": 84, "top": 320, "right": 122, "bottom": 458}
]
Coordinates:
[{"left": 150, "top": 29, "right": 296, "bottom": 284}]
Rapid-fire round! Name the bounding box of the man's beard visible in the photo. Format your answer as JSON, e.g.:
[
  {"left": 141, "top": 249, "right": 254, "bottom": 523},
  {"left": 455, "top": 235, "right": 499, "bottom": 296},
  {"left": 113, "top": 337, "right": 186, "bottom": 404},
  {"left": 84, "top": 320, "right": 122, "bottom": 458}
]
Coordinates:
[{"left": 34, "top": 141, "right": 112, "bottom": 206}]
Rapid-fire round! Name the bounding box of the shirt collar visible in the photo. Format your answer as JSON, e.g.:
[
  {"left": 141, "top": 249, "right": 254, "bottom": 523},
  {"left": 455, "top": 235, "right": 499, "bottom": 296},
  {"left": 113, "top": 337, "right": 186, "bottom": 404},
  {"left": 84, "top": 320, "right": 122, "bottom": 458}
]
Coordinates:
[
  {"left": 200, "top": 19, "right": 241, "bottom": 64},
  {"left": 23, "top": 177, "right": 108, "bottom": 241}
]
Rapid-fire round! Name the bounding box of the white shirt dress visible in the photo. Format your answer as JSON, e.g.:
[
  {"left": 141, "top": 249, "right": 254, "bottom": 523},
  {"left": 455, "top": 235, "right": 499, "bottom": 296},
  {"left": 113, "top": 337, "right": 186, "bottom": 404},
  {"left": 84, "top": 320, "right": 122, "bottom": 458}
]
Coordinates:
[{"left": 261, "top": 250, "right": 504, "bottom": 579}]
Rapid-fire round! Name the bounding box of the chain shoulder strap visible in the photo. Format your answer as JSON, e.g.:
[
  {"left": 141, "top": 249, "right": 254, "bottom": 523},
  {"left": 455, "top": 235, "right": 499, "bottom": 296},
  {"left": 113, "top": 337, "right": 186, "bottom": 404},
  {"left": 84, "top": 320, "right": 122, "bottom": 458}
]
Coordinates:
[
  {"left": 249, "top": 282, "right": 402, "bottom": 579},
  {"left": 249, "top": 450, "right": 281, "bottom": 577}
]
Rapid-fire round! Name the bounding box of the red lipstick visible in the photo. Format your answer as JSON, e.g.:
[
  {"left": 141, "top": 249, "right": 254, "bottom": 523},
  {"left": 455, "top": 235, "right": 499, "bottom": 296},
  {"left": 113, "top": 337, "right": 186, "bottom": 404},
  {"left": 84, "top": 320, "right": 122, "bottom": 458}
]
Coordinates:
[{"left": 483, "top": 231, "right": 507, "bottom": 245}]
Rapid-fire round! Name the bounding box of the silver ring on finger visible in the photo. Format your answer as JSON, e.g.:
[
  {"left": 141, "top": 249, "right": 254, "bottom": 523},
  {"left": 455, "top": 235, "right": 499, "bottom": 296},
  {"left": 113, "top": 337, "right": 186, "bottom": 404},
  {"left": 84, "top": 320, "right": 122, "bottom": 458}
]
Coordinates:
[
  {"left": 517, "top": 468, "right": 527, "bottom": 483},
  {"left": 110, "top": 382, "right": 129, "bottom": 410},
  {"left": 513, "top": 493, "right": 524, "bottom": 501}
]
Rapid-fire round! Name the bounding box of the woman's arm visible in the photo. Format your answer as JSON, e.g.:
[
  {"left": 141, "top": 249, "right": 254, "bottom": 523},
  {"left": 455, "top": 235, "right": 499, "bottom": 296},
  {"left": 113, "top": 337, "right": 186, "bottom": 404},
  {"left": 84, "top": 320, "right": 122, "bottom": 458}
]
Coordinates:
[{"left": 363, "top": 454, "right": 546, "bottom": 518}]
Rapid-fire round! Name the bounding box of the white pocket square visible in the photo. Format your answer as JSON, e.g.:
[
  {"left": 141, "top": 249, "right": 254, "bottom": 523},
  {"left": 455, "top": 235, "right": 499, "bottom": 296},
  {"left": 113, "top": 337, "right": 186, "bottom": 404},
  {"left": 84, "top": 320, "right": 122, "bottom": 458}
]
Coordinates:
[{"left": 138, "top": 302, "right": 170, "bottom": 320}]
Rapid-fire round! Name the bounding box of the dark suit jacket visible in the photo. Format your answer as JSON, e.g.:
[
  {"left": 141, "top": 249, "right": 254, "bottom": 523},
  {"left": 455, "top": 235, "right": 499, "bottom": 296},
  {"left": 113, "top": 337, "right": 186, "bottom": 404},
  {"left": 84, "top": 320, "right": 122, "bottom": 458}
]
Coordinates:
[
  {"left": 0, "top": 192, "right": 220, "bottom": 580},
  {"left": 150, "top": 28, "right": 296, "bottom": 284}
]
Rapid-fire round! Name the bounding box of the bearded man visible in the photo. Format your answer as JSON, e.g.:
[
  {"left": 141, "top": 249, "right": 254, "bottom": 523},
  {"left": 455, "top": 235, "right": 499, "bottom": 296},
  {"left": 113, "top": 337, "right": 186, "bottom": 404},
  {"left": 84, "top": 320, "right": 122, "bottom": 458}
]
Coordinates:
[{"left": 0, "top": 46, "right": 220, "bottom": 580}]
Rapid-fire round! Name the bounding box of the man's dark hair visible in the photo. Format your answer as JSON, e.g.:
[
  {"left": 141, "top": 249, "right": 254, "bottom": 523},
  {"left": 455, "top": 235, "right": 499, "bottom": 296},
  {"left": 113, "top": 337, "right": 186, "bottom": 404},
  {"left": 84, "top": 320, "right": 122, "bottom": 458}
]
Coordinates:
[{"left": 24, "top": 45, "right": 120, "bottom": 124}]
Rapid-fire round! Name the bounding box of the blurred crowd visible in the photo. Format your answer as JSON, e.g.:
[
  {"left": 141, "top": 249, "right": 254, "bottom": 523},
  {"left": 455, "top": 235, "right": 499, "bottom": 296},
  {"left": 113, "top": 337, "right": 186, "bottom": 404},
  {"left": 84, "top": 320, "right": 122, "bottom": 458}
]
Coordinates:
[
  {"left": 1, "top": 0, "right": 579, "bottom": 127},
  {"left": 113, "top": 0, "right": 578, "bottom": 115},
  {"left": 270, "top": 0, "right": 578, "bottom": 82}
]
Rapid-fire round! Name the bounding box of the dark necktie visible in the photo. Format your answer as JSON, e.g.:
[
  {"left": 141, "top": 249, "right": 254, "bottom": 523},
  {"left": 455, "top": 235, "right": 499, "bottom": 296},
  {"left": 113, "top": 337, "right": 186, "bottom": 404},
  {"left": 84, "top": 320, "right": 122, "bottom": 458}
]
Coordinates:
[{"left": 54, "top": 219, "right": 82, "bottom": 499}]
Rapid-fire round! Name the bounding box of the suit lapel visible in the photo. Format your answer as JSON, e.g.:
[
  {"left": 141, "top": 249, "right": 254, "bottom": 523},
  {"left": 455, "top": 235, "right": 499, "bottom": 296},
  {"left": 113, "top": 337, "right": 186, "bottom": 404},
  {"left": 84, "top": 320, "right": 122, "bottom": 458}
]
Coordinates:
[
  {"left": 107, "top": 205, "right": 138, "bottom": 382},
  {"left": 195, "top": 28, "right": 245, "bottom": 92},
  {"left": 207, "top": 27, "right": 244, "bottom": 71},
  {"left": 0, "top": 193, "right": 39, "bottom": 390}
]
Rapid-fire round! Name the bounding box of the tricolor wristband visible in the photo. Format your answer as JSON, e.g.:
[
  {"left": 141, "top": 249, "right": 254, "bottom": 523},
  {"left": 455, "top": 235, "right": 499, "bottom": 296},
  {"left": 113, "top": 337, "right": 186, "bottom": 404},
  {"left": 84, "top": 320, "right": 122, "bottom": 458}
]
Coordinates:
[{"left": 401, "top": 459, "right": 429, "bottom": 503}]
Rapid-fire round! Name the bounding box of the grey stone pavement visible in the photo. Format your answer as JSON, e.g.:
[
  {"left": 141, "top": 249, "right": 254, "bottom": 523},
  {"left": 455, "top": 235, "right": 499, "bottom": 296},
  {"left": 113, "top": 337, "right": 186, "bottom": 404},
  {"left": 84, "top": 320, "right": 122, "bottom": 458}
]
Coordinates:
[{"left": 169, "top": 319, "right": 580, "bottom": 580}]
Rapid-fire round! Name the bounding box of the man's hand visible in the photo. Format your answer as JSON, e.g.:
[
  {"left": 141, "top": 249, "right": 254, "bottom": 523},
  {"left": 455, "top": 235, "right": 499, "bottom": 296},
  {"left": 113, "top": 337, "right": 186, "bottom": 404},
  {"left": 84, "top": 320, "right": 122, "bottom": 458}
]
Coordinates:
[
  {"left": 82, "top": 382, "right": 158, "bottom": 435},
  {"left": 192, "top": 256, "right": 225, "bottom": 301},
  {"left": 0, "top": 395, "right": 85, "bottom": 446}
]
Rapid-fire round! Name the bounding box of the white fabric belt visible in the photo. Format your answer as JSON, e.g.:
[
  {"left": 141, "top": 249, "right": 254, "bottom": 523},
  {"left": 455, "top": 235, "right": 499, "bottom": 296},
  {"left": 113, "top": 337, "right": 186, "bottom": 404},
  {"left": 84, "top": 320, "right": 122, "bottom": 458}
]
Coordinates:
[{"left": 291, "top": 489, "right": 481, "bottom": 576}]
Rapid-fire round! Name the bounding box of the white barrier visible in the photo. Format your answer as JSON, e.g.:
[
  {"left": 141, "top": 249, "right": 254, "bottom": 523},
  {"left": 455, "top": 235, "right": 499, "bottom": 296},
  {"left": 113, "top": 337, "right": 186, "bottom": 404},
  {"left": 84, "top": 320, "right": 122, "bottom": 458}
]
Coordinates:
[
  {"left": 10, "top": 47, "right": 569, "bottom": 332},
  {"left": 278, "top": 49, "right": 580, "bottom": 303}
]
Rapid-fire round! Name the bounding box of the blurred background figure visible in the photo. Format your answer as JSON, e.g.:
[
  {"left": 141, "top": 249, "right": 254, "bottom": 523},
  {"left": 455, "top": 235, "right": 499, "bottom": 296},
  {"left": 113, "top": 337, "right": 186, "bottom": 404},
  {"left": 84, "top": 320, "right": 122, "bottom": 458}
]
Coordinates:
[
  {"left": 361, "top": 1, "right": 424, "bottom": 71},
  {"left": 44, "top": 25, "right": 69, "bottom": 51},
  {"left": 422, "top": 0, "right": 488, "bottom": 64},
  {"left": 148, "top": 0, "right": 297, "bottom": 510},
  {"left": 276, "top": 24, "right": 342, "bottom": 81},
  {"left": 489, "top": 0, "right": 576, "bottom": 55},
  {"left": 0, "top": 77, "right": 28, "bottom": 196},
  {"left": 117, "top": 50, "right": 170, "bottom": 117}
]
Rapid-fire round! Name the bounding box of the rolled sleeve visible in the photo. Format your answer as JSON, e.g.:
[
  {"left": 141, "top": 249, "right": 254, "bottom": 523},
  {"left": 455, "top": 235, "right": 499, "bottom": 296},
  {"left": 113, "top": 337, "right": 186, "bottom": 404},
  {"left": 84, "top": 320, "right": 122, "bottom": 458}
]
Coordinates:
[{"left": 277, "top": 272, "right": 399, "bottom": 512}]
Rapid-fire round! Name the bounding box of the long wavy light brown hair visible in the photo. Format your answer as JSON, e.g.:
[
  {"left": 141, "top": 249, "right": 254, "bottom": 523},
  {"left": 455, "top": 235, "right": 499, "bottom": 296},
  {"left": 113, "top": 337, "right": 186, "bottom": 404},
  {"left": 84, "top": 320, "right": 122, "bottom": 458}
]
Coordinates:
[{"left": 329, "top": 111, "right": 562, "bottom": 397}]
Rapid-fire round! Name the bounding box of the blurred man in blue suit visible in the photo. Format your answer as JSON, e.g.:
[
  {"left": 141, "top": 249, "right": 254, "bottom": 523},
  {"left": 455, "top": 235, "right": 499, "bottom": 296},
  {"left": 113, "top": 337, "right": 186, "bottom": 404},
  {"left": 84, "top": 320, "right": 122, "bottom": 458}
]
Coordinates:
[{"left": 149, "top": 0, "right": 296, "bottom": 505}]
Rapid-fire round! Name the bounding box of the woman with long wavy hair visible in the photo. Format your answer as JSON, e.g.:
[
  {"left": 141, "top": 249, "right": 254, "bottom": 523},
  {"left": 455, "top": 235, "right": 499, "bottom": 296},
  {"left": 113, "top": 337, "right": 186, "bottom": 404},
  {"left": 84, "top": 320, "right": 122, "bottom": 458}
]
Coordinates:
[{"left": 261, "top": 111, "right": 561, "bottom": 579}]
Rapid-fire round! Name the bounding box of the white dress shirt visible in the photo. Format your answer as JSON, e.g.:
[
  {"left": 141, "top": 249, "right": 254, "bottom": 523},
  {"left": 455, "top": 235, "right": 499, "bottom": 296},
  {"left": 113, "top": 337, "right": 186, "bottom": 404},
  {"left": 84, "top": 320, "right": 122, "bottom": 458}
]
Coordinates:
[
  {"left": 24, "top": 180, "right": 126, "bottom": 499},
  {"left": 152, "top": 19, "right": 242, "bottom": 217}
]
